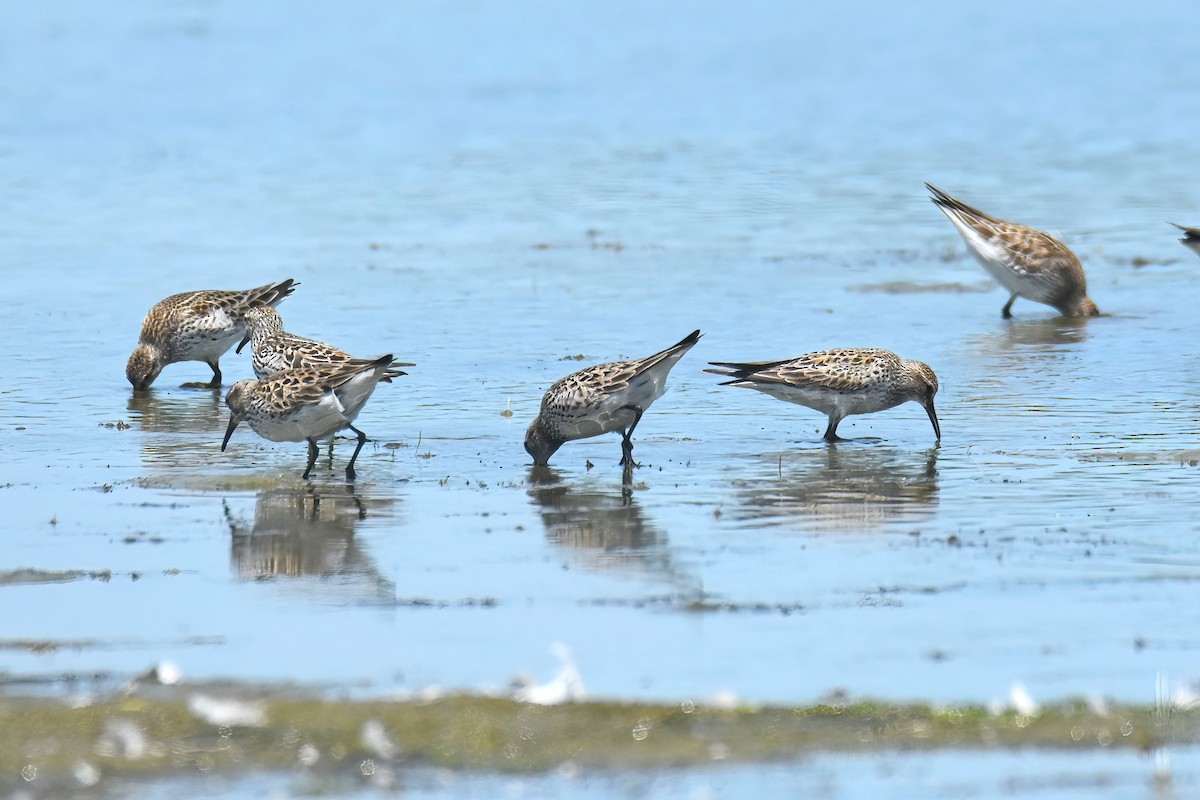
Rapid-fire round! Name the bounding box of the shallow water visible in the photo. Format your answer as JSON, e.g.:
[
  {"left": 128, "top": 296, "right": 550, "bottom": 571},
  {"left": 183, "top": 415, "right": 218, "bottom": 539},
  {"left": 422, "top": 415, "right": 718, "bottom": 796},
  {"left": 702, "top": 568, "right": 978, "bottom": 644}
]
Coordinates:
[
  {"left": 3, "top": 0, "right": 1200, "bottom": 793},
  {"left": 109, "top": 748, "right": 1199, "bottom": 800}
]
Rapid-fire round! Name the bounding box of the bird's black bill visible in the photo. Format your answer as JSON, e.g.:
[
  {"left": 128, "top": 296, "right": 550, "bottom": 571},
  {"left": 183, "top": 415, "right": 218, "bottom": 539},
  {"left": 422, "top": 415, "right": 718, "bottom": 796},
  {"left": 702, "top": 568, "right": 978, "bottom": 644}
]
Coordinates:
[
  {"left": 235, "top": 335, "right": 250, "bottom": 354},
  {"left": 220, "top": 416, "right": 241, "bottom": 451},
  {"left": 925, "top": 401, "right": 941, "bottom": 441}
]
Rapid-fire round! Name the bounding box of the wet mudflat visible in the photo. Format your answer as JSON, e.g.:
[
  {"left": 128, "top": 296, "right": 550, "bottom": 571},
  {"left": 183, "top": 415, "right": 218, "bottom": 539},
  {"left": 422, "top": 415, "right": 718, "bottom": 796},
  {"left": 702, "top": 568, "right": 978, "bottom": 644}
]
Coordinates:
[{"left": 3, "top": 0, "right": 1200, "bottom": 796}]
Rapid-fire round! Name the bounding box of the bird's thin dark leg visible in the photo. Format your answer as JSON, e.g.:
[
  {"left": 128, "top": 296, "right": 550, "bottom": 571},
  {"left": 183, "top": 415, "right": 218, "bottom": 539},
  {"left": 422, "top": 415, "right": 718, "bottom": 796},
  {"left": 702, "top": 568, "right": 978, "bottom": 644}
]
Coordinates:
[
  {"left": 1001, "top": 293, "right": 1017, "bottom": 319},
  {"left": 823, "top": 417, "right": 845, "bottom": 443},
  {"left": 345, "top": 425, "right": 369, "bottom": 480},
  {"left": 183, "top": 360, "right": 222, "bottom": 389},
  {"left": 621, "top": 460, "right": 634, "bottom": 499},
  {"left": 302, "top": 439, "right": 319, "bottom": 479},
  {"left": 618, "top": 405, "right": 645, "bottom": 467}
]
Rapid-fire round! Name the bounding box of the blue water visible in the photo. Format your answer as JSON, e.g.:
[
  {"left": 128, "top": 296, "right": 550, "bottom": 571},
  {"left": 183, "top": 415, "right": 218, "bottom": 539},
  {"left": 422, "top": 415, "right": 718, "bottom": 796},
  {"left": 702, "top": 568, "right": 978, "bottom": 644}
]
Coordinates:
[
  {"left": 3, "top": 0, "right": 1200, "bottom": 793},
  {"left": 119, "top": 748, "right": 1198, "bottom": 800}
]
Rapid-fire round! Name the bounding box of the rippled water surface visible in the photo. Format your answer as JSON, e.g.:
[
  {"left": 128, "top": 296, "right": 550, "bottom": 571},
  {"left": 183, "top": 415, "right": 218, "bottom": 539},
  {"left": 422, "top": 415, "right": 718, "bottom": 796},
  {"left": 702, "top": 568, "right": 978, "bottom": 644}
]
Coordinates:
[
  {"left": 113, "top": 749, "right": 1200, "bottom": 800},
  {"left": 3, "top": 0, "right": 1200, "bottom": 793}
]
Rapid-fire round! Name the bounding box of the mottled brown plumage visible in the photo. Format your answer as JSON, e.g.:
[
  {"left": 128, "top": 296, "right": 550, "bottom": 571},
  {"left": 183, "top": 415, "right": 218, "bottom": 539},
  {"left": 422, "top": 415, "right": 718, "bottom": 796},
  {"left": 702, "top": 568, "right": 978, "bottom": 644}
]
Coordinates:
[
  {"left": 525, "top": 330, "right": 702, "bottom": 466},
  {"left": 926, "top": 183, "right": 1098, "bottom": 318},
  {"left": 126, "top": 279, "right": 297, "bottom": 390},
  {"left": 706, "top": 347, "right": 940, "bottom": 442},
  {"left": 237, "top": 306, "right": 413, "bottom": 382}
]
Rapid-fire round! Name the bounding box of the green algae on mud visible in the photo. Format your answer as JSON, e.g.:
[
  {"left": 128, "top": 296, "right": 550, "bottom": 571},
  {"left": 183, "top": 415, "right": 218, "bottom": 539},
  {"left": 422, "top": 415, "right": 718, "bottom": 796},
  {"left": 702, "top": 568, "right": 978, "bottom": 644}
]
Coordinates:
[
  {"left": 131, "top": 472, "right": 316, "bottom": 493},
  {"left": 2, "top": 689, "right": 1196, "bottom": 792}
]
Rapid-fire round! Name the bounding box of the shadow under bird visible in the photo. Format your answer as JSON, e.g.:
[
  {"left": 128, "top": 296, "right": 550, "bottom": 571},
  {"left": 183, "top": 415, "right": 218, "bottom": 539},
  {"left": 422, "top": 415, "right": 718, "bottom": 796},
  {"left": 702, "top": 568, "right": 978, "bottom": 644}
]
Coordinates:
[
  {"left": 525, "top": 329, "right": 702, "bottom": 466},
  {"left": 221, "top": 355, "right": 395, "bottom": 480},
  {"left": 706, "top": 347, "right": 940, "bottom": 443},
  {"left": 236, "top": 305, "right": 414, "bottom": 381},
  {"left": 126, "top": 279, "right": 297, "bottom": 390},
  {"left": 926, "top": 183, "right": 1099, "bottom": 318},
  {"left": 1169, "top": 222, "right": 1200, "bottom": 258}
]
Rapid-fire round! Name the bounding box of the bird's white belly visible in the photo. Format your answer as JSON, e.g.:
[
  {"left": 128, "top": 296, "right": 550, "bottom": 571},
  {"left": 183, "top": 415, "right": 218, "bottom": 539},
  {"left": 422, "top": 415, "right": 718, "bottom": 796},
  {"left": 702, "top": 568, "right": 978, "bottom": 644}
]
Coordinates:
[
  {"left": 971, "top": 249, "right": 1028, "bottom": 294},
  {"left": 249, "top": 393, "right": 349, "bottom": 442},
  {"left": 185, "top": 330, "right": 241, "bottom": 362},
  {"left": 950, "top": 219, "right": 1028, "bottom": 293},
  {"left": 558, "top": 372, "right": 668, "bottom": 441},
  {"left": 753, "top": 383, "right": 895, "bottom": 417},
  {"left": 556, "top": 405, "right": 638, "bottom": 441}
]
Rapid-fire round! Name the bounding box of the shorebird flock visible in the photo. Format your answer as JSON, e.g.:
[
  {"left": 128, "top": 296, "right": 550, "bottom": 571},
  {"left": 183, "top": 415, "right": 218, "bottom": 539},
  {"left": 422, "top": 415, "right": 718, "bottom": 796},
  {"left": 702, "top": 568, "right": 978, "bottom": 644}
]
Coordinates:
[{"left": 124, "top": 184, "right": 1188, "bottom": 479}]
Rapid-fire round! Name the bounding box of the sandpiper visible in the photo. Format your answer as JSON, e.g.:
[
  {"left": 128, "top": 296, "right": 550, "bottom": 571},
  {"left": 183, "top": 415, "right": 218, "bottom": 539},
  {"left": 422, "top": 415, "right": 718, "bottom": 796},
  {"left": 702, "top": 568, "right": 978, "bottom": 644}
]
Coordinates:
[
  {"left": 1170, "top": 222, "right": 1200, "bottom": 258},
  {"left": 237, "top": 306, "right": 414, "bottom": 381},
  {"left": 706, "top": 347, "right": 940, "bottom": 442},
  {"left": 525, "top": 330, "right": 702, "bottom": 466},
  {"left": 926, "top": 183, "right": 1099, "bottom": 318},
  {"left": 126, "top": 279, "right": 297, "bottom": 390},
  {"left": 221, "top": 355, "right": 394, "bottom": 480}
]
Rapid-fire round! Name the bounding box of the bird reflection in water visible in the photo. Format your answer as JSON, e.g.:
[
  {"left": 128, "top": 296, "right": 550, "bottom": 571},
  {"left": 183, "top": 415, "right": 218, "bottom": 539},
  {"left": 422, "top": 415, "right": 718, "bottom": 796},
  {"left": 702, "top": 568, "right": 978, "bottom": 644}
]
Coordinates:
[
  {"left": 224, "top": 484, "right": 395, "bottom": 604},
  {"left": 964, "top": 316, "right": 1094, "bottom": 407},
  {"left": 126, "top": 390, "right": 225, "bottom": 468},
  {"left": 527, "top": 466, "right": 696, "bottom": 592},
  {"left": 731, "top": 445, "right": 939, "bottom": 532},
  {"left": 972, "top": 315, "right": 1093, "bottom": 359}
]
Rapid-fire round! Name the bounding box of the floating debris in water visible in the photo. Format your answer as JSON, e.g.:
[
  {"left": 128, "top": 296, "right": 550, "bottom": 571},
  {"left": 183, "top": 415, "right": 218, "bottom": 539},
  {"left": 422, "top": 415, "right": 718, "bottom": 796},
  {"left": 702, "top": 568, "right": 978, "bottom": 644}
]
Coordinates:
[
  {"left": 147, "top": 661, "right": 182, "bottom": 686},
  {"left": 707, "top": 690, "right": 739, "bottom": 710},
  {"left": 361, "top": 719, "right": 398, "bottom": 759},
  {"left": 989, "top": 682, "right": 1039, "bottom": 717},
  {"left": 187, "top": 694, "right": 266, "bottom": 727},
  {"left": 510, "top": 643, "right": 585, "bottom": 705}
]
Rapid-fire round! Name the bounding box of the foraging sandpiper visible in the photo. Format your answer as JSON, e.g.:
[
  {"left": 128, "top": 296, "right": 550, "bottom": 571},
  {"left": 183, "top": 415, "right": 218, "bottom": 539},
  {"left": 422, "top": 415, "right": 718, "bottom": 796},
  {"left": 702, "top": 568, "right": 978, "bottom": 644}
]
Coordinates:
[
  {"left": 706, "top": 347, "right": 940, "bottom": 442},
  {"left": 525, "top": 330, "right": 702, "bottom": 466},
  {"left": 126, "top": 279, "right": 297, "bottom": 390},
  {"left": 221, "top": 355, "right": 395, "bottom": 480},
  {"left": 927, "top": 183, "right": 1098, "bottom": 318}
]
